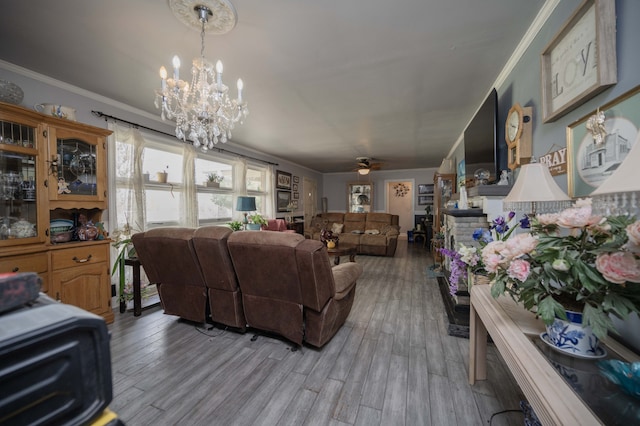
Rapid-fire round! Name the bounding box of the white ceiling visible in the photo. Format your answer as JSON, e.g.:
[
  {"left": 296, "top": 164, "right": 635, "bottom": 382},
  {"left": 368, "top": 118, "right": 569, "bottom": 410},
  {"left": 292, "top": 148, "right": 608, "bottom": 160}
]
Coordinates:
[{"left": 0, "top": 0, "right": 545, "bottom": 173}]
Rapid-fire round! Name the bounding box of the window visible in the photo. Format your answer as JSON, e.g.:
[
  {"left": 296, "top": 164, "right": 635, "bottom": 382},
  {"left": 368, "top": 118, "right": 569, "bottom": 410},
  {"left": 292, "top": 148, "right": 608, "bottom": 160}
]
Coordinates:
[
  {"left": 247, "top": 165, "right": 268, "bottom": 214},
  {"left": 195, "top": 157, "right": 233, "bottom": 188},
  {"left": 143, "top": 147, "right": 183, "bottom": 184},
  {"left": 195, "top": 156, "right": 234, "bottom": 225},
  {"left": 113, "top": 126, "right": 273, "bottom": 230}
]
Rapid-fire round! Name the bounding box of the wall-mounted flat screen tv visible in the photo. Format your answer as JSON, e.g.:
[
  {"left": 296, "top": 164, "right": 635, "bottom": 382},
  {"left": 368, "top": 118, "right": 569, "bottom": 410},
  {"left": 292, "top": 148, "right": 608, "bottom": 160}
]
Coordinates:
[{"left": 464, "top": 88, "right": 498, "bottom": 184}]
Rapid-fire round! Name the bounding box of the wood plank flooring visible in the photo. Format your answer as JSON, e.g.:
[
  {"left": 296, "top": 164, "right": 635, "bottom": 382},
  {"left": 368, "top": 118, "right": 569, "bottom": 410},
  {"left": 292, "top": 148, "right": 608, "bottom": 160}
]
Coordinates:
[{"left": 108, "top": 240, "right": 525, "bottom": 425}]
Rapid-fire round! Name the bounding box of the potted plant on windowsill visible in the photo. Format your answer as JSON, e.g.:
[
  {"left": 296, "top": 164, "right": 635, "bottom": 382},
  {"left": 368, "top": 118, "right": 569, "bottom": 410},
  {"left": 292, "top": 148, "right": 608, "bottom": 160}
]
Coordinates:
[
  {"left": 206, "top": 172, "right": 224, "bottom": 188},
  {"left": 247, "top": 213, "right": 266, "bottom": 230},
  {"left": 156, "top": 165, "right": 168, "bottom": 183}
]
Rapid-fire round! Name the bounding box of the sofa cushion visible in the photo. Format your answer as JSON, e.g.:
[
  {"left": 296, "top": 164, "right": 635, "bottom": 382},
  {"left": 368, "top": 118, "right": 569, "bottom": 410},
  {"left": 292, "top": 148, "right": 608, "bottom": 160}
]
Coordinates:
[
  {"left": 366, "top": 213, "right": 394, "bottom": 223},
  {"left": 331, "top": 263, "right": 363, "bottom": 299},
  {"left": 343, "top": 213, "right": 366, "bottom": 233},
  {"left": 336, "top": 233, "right": 360, "bottom": 246},
  {"left": 361, "top": 234, "right": 388, "bottom": 246}
]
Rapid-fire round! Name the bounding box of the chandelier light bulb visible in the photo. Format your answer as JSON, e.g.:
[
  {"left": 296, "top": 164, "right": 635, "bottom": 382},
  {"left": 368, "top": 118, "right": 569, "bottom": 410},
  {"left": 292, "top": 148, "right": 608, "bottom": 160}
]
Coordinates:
[
  {"left": 216, "top": 60, "right": 223, "bottom": 74},
  {"left": 237, "top": 78, "right": 243, "bottom": 101},
  {"left": 159, "top": 66, "right": 167, "bottom": 79},
  {"left": 172, "top": 55, "right": 181, "bottom": 81}
]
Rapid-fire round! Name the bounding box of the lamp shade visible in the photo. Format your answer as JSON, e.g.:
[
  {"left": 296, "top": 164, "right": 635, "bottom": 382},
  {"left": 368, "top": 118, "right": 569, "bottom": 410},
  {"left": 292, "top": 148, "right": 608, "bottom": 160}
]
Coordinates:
[
  {"left": 236, "top": 196, "right": 256, "bottom": 212},
  {"left": 358, "top": 168, "right": 370, "bottom": 176},
  {"left": 503, "top": 162, "right": 570, "bottom": 214},
  {"left": 591, "top": 132, "right": 640, "bottom": 216}
]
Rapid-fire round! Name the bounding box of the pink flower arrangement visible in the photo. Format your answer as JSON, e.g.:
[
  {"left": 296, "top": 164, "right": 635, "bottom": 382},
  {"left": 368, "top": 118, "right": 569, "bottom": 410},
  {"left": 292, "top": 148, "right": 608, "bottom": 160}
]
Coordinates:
[{"left": 485, "top": 198, "right": 640, "bottom": 339}]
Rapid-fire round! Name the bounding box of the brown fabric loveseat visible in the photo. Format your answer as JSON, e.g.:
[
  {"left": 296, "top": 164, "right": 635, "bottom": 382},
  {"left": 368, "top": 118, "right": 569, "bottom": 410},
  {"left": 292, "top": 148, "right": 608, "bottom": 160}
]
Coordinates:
[
  {"left": 132, "top": 227, "right": 362, "bottom": 347},
  {"left": 307, "top": 212, "right": 400, "bottom": 256}
]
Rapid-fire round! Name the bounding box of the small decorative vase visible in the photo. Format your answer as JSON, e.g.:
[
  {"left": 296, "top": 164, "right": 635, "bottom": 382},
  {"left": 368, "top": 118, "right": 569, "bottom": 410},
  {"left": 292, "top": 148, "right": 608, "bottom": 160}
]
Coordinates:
[
  {"left": 206, "top": 181, "right": 220, "bottom": 188},
  {"left": 544, "top": 310, "right": 604, "bottom": 358},
  {"left": 320, "top": 228, "right": 334, "bottom": 246},
  {"left": 156, "top": 172, "right": 168, "bottom": 183}
]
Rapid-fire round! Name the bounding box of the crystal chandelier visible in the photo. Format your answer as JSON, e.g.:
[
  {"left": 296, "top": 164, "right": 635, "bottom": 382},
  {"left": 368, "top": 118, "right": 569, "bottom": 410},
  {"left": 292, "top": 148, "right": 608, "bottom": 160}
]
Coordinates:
[{"left": 155, "top": 2, "right": 248, "bottom": 151}]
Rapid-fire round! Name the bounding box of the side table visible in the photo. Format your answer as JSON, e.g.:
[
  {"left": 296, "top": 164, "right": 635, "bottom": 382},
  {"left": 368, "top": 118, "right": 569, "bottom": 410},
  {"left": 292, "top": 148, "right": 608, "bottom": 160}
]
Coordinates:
[{"left": 120, "top": 257, "right": 147, "bottom": 317}]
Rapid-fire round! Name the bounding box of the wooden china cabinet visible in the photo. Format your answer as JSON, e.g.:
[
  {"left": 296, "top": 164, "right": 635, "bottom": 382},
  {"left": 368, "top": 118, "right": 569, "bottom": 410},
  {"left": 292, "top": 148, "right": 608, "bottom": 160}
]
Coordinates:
[{"left": 0, "top": 102, "right": 113, "bottom": 323}]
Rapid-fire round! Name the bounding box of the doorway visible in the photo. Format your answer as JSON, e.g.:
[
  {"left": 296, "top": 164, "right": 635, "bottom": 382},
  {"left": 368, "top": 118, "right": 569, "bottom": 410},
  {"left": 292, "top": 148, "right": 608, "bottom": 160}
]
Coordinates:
[{"left": 386, "top": 180, "right": 414, "bottom": 235}]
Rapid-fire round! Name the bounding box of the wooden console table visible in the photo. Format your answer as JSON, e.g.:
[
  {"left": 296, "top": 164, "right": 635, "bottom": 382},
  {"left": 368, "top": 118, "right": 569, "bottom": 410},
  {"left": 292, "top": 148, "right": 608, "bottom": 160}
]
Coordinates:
[{"left": 469, "top": 285, "right": 639, "bottom": 425}]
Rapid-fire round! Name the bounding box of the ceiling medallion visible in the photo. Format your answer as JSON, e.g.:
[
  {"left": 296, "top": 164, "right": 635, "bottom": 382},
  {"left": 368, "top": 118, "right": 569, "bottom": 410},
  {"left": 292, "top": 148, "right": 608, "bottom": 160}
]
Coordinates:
[{"left": 169, "top": 0, "right": 237, "bottom": 34}]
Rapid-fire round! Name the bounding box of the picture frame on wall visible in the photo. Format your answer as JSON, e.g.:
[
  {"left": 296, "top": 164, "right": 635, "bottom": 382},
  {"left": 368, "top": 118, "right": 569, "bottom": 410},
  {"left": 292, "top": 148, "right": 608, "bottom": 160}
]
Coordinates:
[
  {"left": 417, "top": 184, "right": 433, "bottom": 194},
  {"left": 276, "top": 170, "right": 292, "bottom": 190},
  {"left": 293, "top": 175, "right": 299, "bottom": 183},
  {"left": 293, "top": 192, "right": 299, "bottom": 200},
  {"left": 277, "top": 190, "right": 291, "bottom": 212},
  {"left": 292, "top": 183, "right": 298, "bottom": 192},
  {"left": 418, "top": 195, "right": 433, "bottom": 205},
  {"left": 541, "top": 0, "right": 617, "bottom": 123},
  {"left": 567, "top": 84, "right": 640, "bottom": 197}
]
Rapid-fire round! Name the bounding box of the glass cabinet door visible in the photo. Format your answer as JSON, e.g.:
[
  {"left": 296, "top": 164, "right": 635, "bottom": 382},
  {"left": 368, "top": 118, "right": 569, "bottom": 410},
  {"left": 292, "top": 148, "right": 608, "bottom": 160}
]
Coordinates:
[
  {"left": 347, "top": 182, "right": 373, "bottom": 213},
  {"left": 48, "top": 127, "right": 106, "bottom": 202},
  {"left": 433, "top": 173, "right": 455, "bottom": 236},
  {"left": 0, "top": 118, "right": 43, "bottom": 244}
]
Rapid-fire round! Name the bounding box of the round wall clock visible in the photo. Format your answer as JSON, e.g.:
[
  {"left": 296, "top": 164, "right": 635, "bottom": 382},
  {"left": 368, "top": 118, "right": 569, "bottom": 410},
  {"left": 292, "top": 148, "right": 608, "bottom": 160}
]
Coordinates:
[
  {"left": 505, "top": 103, "right": 533, "bottom": 171},
  {"left": 506, "top": 103, "right": 524, "bottom": 145}
]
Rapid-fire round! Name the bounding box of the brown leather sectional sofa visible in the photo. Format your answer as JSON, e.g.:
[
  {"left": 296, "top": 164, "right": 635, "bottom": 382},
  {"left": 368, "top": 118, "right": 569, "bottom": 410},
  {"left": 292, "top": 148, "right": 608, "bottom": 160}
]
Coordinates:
[
  {"left": 131, "top": 226, "right": 363, "bottom": 347},
  {"left": 307, "top": 212, "right": 400, "bottom": 256}
]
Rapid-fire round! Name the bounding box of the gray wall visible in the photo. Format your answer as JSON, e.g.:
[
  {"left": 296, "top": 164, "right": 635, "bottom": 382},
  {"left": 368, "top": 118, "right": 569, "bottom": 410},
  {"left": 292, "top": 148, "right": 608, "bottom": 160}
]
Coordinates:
[
  {"left": 323, "top": 168, "right": 437, "bottom": 214},
  {"left": 495, "top": 0, "right": 640, "bottom": 191}
]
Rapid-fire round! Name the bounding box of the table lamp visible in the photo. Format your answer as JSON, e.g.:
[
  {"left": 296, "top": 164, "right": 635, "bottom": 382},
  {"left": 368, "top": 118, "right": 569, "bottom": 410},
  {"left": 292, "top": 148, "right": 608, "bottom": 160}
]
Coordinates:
[
  {"left": 236, "top": 196, "right": 256, "bottom": 230},
  {"left": 502, "top": 160, "right": 571, "bottom": 215},
  {"left": 590, "top": 131, "right": 640, "bottom": 217}
]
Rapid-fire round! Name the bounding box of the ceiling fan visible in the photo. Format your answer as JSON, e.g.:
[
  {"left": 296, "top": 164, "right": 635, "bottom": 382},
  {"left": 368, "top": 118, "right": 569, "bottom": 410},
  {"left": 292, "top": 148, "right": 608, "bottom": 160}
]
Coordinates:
[{"left": 354, "top": 157, "right": 382, "bottom": 175}]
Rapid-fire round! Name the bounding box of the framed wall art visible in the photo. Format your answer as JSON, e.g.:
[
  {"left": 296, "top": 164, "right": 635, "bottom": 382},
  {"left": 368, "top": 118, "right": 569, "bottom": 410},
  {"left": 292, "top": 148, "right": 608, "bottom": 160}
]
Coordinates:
[
  {"left": 417, "top": 184, "right": 433, "bottom": 194},
  {"left": 567, "top": 85, "right": 640, "bottom": 197},
  {"left": 276, "top": 170, "right": 292, "bottom": 190},
  {"left": 292, "top": 183, "right": 298, "bottom": 192},
  {"left": 277, "top": 190, "right": 291, "bottom": 212},
  {"left": 293, "top": 192, "right": 299, "bottom": 200},
  {"left": 541, "top": 0, "right": 617, "bottom": 123},
  {"left": 418, "top": 195, "right": 433, "bottom": 205},
  {"left": 293, "top": 175, "right": 299, "bottom": 183}
]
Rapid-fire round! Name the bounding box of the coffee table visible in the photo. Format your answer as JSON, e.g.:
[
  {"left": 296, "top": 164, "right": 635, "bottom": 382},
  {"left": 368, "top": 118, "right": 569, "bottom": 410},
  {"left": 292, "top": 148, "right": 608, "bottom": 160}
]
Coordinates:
[{"left": 326, "top": 244, "right": 357, "bottom": 265}]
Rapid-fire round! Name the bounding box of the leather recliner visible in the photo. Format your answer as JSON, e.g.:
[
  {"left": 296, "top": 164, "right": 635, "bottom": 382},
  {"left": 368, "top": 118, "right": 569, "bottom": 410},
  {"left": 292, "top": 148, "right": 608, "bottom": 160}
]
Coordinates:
[
  {"left": 131, "top": 228, "right": 207, "bottom": 323},
  {"left": 227, "top": 230, "right": 362, "bottom": 347},
  {"left": 192, "top": 226, "right": 246, "bottom": 330}
]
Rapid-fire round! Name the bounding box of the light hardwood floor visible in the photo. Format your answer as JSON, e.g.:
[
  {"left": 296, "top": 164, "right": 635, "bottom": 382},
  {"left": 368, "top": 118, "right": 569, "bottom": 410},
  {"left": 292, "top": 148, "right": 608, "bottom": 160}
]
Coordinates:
[{"left": 108, "top": 240, "right": 525, "bottom": 425}]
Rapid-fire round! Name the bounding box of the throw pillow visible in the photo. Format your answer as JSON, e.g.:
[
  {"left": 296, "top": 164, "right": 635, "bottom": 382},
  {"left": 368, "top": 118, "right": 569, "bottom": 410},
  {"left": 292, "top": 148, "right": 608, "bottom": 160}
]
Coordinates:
[
  {"left": 365, "top": 229, "right": 380, "bottom": 235},
  {"left": 331, "top": 223, "right": 344, "bottom": 234}
]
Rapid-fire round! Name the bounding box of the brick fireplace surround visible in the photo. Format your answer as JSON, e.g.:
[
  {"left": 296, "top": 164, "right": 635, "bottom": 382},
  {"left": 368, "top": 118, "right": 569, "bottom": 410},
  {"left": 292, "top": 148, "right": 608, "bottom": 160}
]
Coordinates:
[{"left": 443, "top": 209, "right": 489, "bottom": 265}]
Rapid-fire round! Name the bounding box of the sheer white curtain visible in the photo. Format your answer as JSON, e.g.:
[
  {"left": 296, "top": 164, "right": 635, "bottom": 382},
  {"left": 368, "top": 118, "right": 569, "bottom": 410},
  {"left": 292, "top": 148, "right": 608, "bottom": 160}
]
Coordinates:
[
  {"left": 232, "top": 157, "right": 247, "bottom": 220},
  {"left": 181, "top": 144, "right": 198, "bottom": 227},
  {"left": 265, "top": 164, "right": 275, "bottom": 218},
  {"left": 110, "top": 123, "right": 146, "bottom": 232},
  {"left": 108, "top": 123, "right": 148, "bottom": 302}
]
